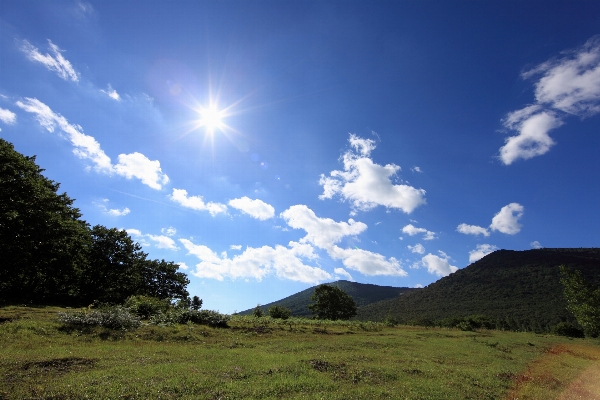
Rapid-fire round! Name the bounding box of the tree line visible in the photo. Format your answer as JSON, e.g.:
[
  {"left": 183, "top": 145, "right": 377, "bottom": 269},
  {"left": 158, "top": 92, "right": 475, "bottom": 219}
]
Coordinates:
[{"left": 0, "top": 138, "right": 189, "bottom": 306}]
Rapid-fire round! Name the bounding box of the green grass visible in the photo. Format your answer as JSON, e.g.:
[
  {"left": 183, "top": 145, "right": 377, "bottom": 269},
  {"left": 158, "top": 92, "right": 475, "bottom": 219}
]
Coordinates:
[{"left": 1, "top": 306, "right": 598, "bottom": 399}]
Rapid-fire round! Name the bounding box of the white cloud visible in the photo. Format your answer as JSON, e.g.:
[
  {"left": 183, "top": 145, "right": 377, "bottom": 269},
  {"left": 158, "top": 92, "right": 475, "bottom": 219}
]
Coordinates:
[
  {"left": 228, "top": 197, "right": 275, "bottom": 220},
  {"left": 531, "top": 241, "right": 543, "bottom": 249},
  {"left": 419, "top": 253, "right": 458, "bottom": 277},
  {"left": 146, "top": 234, "right": 178, "bottom": 250},
  {"left": 407, "top": 243, "right": 425, "bottom": 254},
  {"left": 411, "top": 166, "right": 422, "bottom": 173},
  {"left": 177, "top": 262, "right": 189, "bottom": 270},
  {"left": 180, "top": 238, "right": 331, "bottom": 284},
  {"left": 230, "top": 245, "right": 242, "bottom": 251},
  {"left": 20, "top": 39, "right": 79, "bottom": 82},
  {"left": 281, "top": 204, "right": 406, "bottom": 277},
  {"left": 114, "top": 152, "right": 169, "bottom": 190},
  {"left": 499, "top": 36, "right": 600, "bottom": 164},
  {"left": 456, "top": 223, "right": 490, "bottom": 237},
  {"left": 401, "top": 224, "right": 436, "bottom": 240},
  {"left": 0, "top": 108, "right": 16, "bottom": 124},
  {"left": 281, "top": 204, "right": 367, "bottom": 250},
  {"left": 319, "top": 134, "right": 426, "bottom": 213},
  {"left": 328, "top": 246, "right": 407, "bottom": 277},
  {"left": 161, "top": 227, "right": 177, "bottom": 236},
  {"left": 107, "top": 207, "right": 130, "bottom": 217},
  {"left": 169, "top": 188, "right": 227, "bottom": 216},
  {"left": 414, "top": 284, "right": 424, "bottom": 288},
  {"left": 468, "top": 244, "right": 498, "bottom": 263},
  {"left": 16, "top": 98, "right": 169, "bottom": 189},
  {"left": 334, "top": 268, "right": 354, "bottom": 281},
  {"left": 101, "top": 84, "right": 121, "bottom": 101},
  {"left": 490, "top": 203, "right": 524, "bottom": 234}
]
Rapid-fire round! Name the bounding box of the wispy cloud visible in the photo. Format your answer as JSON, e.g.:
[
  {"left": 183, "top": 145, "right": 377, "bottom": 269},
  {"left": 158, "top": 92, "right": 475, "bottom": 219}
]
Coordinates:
[
  {"left": 334, "top": 267, "right": 354, "bottom": 281},
  {"left": 16, "top": 98, "right": 169, "bottom": 190},
  {"left": 401, "top": 224, "right": 436, "bottom": 240},
  {"left": 0, "top": 108, "right": 17, "bottom": 125},
  {"left": 101, "top": 84, "right": 121, "bottom": 101},
  {"left": 468, "top": 244, "right": 498, "bottom": 263},
  {"left": 169, "top": 189, "right": 227, "bottom": 216},
  {"left": 228, "top": 197, "right": 275, "bottom": 220},
  {"left": 457, "top": 203, "right": 524, "bottom": 236},
  {"left": 96, "top": 199, "right": 130, "bottom": 217},
  {"left": 407, "top": 243, "right": 425, "bottom": 254},
  {"left": 531, "top": 241, "right": 543, "bottom": 249},
  {"left": 499, "top": 36, "right": 600, "bottom": 164},
  {"left": 20, "top": 39, "right": 79, "bottom": 82},
  {"left": 128, "top": 228, "right": 178, "bottom": 251},
  {"left": 319, "top": 134, "right": 426, "bottom": 214}
]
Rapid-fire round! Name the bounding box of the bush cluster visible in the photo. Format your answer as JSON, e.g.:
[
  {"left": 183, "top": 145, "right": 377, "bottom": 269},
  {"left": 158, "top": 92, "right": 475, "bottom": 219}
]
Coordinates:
[
  {"left": 57, "top": 307, "right": 142, "bottom": 330},
  {"left": 149, "top": 309, "right": 230, "bottom": 327}
]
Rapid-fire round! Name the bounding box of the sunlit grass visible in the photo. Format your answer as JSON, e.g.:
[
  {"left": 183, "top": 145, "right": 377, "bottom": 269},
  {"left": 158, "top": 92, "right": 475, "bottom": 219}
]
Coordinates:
[{"left": 1, "top": 306, "right": 598, "bottom": 399}]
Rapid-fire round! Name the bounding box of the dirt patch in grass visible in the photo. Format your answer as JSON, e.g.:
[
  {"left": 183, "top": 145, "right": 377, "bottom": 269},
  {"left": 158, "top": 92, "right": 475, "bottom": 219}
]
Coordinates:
[{"left": 21, "top": 357, "right": 97, "bottom": 374}]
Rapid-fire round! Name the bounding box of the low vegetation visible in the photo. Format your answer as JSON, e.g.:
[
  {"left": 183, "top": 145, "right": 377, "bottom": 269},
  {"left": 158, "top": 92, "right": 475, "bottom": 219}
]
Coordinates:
[{"left": 2, "top": 305, "right": 599, "bottom": 399}]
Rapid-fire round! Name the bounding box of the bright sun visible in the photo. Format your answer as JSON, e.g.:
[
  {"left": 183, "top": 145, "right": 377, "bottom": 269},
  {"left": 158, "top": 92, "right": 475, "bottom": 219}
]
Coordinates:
[{"left": 199, "top": 106, "right": 225, "bottom": 133}]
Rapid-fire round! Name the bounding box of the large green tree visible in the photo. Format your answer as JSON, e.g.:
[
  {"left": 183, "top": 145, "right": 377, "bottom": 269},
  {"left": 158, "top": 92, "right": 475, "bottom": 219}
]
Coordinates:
[
  {"left": 0, "top": 139, "right": 89, "bottom": 303},
  {"left": 308, "top": 284, "right": 357, "bottom": 320},
  {"left": 559, "top": 265, "right": 600, "bottom": 337}
]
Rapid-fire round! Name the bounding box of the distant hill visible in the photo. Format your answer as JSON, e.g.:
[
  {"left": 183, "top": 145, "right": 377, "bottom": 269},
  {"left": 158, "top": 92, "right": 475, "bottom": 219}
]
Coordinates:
[
  {"left": 238, "top": 280, "right": 417, "bottom": 317},
  {"left": 356, "top": 248, "right": 600, "bottom": 331}
]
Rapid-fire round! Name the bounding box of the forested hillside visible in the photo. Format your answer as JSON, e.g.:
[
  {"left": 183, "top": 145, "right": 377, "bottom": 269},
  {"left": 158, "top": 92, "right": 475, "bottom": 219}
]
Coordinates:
[
  {"left": 356, "top": 248, "right": 600, "bottom": 331},
  {"left": 239, "top": 280, "right": 416, "bottom": 316}
]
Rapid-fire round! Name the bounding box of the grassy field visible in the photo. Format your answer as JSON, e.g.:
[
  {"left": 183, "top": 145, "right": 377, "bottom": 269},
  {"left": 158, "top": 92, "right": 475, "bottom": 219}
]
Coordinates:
[{"left": 1, "top": 306, "right": 599, "bottom": 399}]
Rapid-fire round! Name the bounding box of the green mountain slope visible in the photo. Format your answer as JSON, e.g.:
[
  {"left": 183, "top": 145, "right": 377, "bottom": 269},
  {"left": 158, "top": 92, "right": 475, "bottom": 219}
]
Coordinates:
[
  {"left": 238, "top": 280, "right": 416, "bottom": 317},
  {"left": 356, "top": 248, "right": 600, "bottom": 331}
]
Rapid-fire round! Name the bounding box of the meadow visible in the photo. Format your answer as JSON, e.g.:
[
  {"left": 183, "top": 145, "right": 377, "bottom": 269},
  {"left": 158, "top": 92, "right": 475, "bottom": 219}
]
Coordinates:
[{"left": 1, "top": 306, "right": 599, "bottom": 399}]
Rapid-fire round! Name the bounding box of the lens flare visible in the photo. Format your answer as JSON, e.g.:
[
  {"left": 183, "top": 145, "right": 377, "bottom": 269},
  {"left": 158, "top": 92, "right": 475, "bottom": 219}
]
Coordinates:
[{"left": 198, "top": 105, "right": 225, "bottom": 134}]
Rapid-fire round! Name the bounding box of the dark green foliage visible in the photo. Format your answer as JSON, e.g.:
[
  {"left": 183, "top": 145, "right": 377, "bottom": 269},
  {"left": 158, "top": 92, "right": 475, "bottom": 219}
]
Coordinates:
[
  {"left": 268, "top": 305, "right": 291, "bottom": 319},
  {"left": 357, "top": 249, "right": 600, "bottom": 333},
  {"left": 124, "top": 295, "right": 171, "bottom": 319},
  {"left": 560, "top": 265, "right": 600, "bottom": 337},
  {"left": 309, "top": 285, "right": 357, "bottom": 320},
  {"left": 239, "top": 280, "right": 416, "bottom": 317},
  {"left": 553, "top": 322, "right": 585, "bottom": 338},
  {"left": 0, "top": 138, "right": 90, "bottom": 304},
  {"left": 252, "top": 304, "right": 264, "bottom": 318},
  {"left": 0, "top": 139, "right": 190, "bottom": 306},
  {"left": 191, "top": 296, "right": 203, "bottom": 311},
  {"left": 149, "top": 308, "right": 230, "bottom": 327}
]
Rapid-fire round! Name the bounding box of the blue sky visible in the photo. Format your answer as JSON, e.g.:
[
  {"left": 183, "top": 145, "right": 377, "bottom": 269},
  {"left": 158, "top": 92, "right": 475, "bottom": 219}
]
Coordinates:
[{"left": 2, "top": 1, "right": 600, "bottom": 313}]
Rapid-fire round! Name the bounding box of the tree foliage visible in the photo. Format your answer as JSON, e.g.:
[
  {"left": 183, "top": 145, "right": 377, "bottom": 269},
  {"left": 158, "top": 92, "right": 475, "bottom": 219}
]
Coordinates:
[
  {"left": 268, "top": 305, "right": 291, "bottom": 319},
  {"left": 559, "top": 265, "right": 600, "bottom": 337},
  {"left": 0, "top": 139, "right": 190, "bottom": 306},
  {"left": 309, "top": 284, "right": 357, "bottom": 320}
]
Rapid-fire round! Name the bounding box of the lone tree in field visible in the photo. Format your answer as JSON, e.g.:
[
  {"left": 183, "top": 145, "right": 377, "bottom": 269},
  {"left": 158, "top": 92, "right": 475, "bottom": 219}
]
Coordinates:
[
  {"left": 559, "top": 265, "right": 600, "bottom": 337},
  {"left": 308, "top": 284, "right": 357, "bottom": 320}
]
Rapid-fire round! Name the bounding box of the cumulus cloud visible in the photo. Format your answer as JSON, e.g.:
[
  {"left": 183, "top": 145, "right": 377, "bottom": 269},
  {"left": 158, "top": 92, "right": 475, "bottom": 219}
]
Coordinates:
[
  {"left": 414, "top": 284, "right": 424, "bottom": 288},
  {"left": 230, "top": 245, "right": 242, "bottom": 251},
  {"left": 281, "top": 205, "right": 406, "bottom": 276},
  {"left": 499, "top": 36, "right": 600, "bottom": 164},
  {"left": 468, "top": 244, "right": 498, "bottom": 263},
  {"left": 531, "top": 241, "right": 543, "bottom": 249},
  {"left": 419, "top": 252, "right": 458, "bottom": 277},
  {"left": 0, "top": 108, "right": 16, "bottom": 124},
  {"left": 334, "top": 267, "right": 354, "bottom": 281},
  {"left": 107, "top": 207, "right": 130, "bottom": 216},
  {"left": 228, "top": 197, "right": 275, "bottom": 220},
  {"left": 16, "top": 98, "right": 169, "bottom": 189},
  {"left": 114, "top": 152, "right": 169, "bottom": 190},
  {"left": 319, "top": 134, "right": 426, "bottom": 214},
  {"left": 20, "top": 39, "right": 79, "bottom": 82},
  {"left": 407, "top": 243, "right": 425, "bottom": 254},
  {"left": 457, "top": 203, "right": 524, "bottom": 236},
  {"left": 456, "top": 223, "right": 490, "bottom": 237},
  {"left": 127, "top": 228, "right": 178, "bottom": 250},
  {"left": 411, "top": 166, "right": 422, "bottom": 173},
  {"left": 161, "top": 227, "right": 176, "bottom": 236},
  {"left": 180, "top": 238, "right": 331, "bottom": 283},
  {"left": 490, "top": 203, "right": 524, "bottom": 234},
  {"left": 169, "top": 189, "right": 227, "bottom": 216},
  {"left": 101, "top": 84, "right": 121, "bottom": 101},
  {"left": 401, "top": 224, "right": 436, "bottom": 240},
  {"left": 177, "top": 262, "right": 190, "bottom": 270}
]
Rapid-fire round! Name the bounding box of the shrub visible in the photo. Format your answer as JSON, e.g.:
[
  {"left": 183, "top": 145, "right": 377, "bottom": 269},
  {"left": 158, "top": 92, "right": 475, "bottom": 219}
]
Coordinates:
[
  {"left": 553, "top": 322, "right": 585, "bottom": 338},
  {"left": 252, "top": 305, "right": 264, "bottom": 318},
  {"left": 57, "top": 306, "right": 141, "bottom": 330},
  {"left": 124, "top": 295, "right": 170, "bottom": 319},
  {"left": 150, "top": 309, "right": 230, "bottom": 327},
  {"left": 268, "top": 305, "right": 291, "bottom": 319}
]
